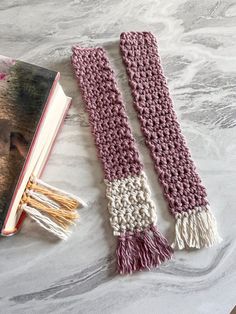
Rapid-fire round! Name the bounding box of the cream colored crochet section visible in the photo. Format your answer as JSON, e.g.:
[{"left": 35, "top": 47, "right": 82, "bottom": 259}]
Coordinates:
[{"left": 104, "top": 172, "right": 157, "bottom": 235}]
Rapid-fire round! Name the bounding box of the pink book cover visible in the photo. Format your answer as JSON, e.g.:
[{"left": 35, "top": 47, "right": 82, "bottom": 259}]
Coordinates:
[{"left": 0, "top": 55, "right": 60, "bottom": 234}]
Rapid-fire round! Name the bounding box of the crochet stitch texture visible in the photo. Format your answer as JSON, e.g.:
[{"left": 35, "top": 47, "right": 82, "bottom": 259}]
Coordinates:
[
  {"left": 71, "top": 48, "right": 142, "bottom": 182},
  {"left": 71, "top": 46, "right": 173, "bottom": 274},
  {"left": 120, "top": 31, "right": 221, "bottom": 249},
  {"left": 120, "top": 32, "right": 208, "bottom": 216},
  {"left": 105, "top": 173, "right": 157, "bottom": 234}
]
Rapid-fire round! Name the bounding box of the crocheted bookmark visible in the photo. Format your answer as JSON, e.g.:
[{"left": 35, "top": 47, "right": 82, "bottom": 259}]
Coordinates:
[
  {"left": 120, "top": 32, "right": 221, "bottom": 250},
  {"left": 71, "top": 46, "right": 173, "bottom": 274}
]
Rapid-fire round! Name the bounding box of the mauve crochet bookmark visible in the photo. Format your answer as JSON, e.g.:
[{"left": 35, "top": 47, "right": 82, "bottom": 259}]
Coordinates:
[
  {"left": 71, "top": 46, "right": 173, "bottom": 274},
  {"left": 120, "top": 32, "right": 221, "bottom": 250}
]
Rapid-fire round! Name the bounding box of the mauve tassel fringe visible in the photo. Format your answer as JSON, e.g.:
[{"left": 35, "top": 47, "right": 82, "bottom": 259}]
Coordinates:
[{"left": 116, "top": 225, "right": 173, "bottom": 274}]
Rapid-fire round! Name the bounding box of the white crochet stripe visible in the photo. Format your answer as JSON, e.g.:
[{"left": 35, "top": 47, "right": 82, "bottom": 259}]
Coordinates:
[
  {"left": 104, "top": 172, "right": 157, "bottom": 235},
  {"left": 172, "top": 205, "right": 222, "bottom": 250}
]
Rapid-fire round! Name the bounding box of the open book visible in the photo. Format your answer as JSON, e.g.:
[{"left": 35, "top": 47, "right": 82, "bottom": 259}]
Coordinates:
[{"left": 0, "top": 55, "right": 71, "bottom": 236}]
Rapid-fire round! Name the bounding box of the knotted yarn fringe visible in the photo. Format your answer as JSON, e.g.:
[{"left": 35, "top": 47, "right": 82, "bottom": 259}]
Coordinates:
[
  {"left": 116, "top": 224, "right": 173, "bottom": 274},
  {"left": 20, "top": 177, "right": 86, "bottom": 240},
  {"left": 31, "top": 178, "right": 87, "bottom": 209},
  {"left": 22, "top": 205, "right": 71, "bottom": 240},
  {"left": 172, "top": 206, "right": 222, "bottom": 250}
]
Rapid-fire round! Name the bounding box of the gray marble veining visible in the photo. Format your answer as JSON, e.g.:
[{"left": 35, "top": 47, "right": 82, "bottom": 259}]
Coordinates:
[{"left": 0, "top": 0, "right": 236, "bottom": 313}]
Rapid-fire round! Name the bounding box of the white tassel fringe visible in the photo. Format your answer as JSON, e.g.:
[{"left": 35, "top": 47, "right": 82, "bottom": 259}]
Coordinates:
[
  {"left": 20, "top": 177, "right": 86, "bottom": 240},
  {"left": 22, "top": 204, "right": 71, "bottom": 240},
  {"left": 172, "top": 206, "right": 222, "bottom": 250}
]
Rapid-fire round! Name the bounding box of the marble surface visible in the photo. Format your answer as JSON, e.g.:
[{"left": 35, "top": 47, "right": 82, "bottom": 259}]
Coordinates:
[{"left": 0, "top": 0, "right": 236, "bottom": 313}]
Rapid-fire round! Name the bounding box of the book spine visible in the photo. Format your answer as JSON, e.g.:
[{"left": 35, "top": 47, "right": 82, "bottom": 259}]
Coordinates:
[{"left": 0, "top": 73, "right": 60, "bottom": 234}]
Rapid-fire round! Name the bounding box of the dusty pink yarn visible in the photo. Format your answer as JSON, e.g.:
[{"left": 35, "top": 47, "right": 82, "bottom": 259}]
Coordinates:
[
  {"left": 71, "top": 33, "right": 220, "bottom": 255},
  {"left": 71, "top": 47, "right": 143, "bottom": 182},
  {"left": 120, "top": 32, "right": 208, "bottom": 217},
  {"left": 71, "top": 46, "right": 173, "bottom": 274}
]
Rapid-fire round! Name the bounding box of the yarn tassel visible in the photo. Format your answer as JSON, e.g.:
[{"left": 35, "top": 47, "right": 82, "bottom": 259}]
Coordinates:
[
  {"left": 22, "top": 205, "right": 71, "bottom": 240},
  {"left": 116, "top": 225, "right": 173, "bottom": 274},
  {"left": 20, "top": 177, "right": 86, "bottom": 240},
  {"left": 30, "top": 177, "right": 87, "bottom": 209},
  {"left": 117, "top": 232, "right": 138, "bottom": 274},
  {"left": 172, "top": 206, "right": 222, "bottom": 250}
]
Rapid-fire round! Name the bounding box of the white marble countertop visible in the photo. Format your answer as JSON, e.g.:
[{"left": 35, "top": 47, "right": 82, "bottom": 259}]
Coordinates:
[{"left": 0, "top": 1, "right": 236, "bottom": 313}]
